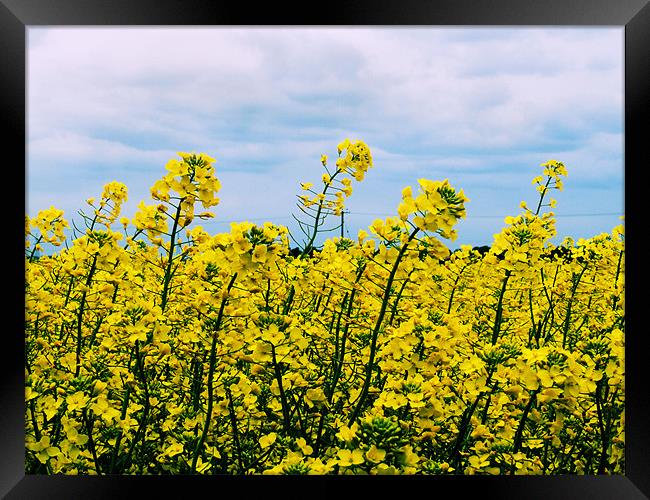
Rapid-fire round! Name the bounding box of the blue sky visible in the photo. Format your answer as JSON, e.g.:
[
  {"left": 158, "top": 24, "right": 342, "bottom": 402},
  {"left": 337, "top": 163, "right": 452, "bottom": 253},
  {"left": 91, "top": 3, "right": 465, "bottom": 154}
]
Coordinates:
[{"left": 27, "top": 27, "right": 624, "bottom": 249}]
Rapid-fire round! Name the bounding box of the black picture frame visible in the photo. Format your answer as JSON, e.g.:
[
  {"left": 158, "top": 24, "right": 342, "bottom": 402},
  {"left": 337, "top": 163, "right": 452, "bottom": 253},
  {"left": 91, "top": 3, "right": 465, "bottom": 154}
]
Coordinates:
[{"left": 3, "top": 1, "right": 647, "bottom": 498}]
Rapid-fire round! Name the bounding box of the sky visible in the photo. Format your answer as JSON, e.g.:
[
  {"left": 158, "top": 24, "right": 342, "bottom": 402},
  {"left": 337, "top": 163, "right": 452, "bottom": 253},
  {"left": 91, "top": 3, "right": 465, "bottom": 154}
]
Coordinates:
[{"left": 26, "top": 27, "right": 624, "bottom": 250}]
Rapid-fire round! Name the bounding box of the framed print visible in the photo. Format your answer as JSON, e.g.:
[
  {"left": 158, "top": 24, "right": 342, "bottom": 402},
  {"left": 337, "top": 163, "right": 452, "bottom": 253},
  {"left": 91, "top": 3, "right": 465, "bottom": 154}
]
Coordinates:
[{"left": 3, "top": 0, "right": 648, "bottom": 498}]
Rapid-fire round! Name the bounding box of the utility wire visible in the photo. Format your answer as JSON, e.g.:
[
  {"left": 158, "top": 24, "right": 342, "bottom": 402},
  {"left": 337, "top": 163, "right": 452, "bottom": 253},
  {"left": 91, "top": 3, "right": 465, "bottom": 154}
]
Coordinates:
[
  {"left": 196, "top": 211, "right": 623, "bottom": 225},
  {"left": 345, "top": 211, "right": 623, "bottom": 219},
  {"left": 198, "top": 215, "right": 293, "bottom": 225}
]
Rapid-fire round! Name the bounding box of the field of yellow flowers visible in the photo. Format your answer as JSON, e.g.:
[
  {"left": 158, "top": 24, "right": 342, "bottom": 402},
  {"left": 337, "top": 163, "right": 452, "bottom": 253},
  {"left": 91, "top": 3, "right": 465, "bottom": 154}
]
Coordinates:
[{"left": 25, "top": 140, "right": 624, "bottom": 475}]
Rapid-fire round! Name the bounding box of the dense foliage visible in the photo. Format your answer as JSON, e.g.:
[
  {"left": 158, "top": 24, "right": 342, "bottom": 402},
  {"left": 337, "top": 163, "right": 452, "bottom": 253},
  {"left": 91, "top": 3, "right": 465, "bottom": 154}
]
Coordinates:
[{"left": 25, "top": 141, "right": 624, "bottom": 475}]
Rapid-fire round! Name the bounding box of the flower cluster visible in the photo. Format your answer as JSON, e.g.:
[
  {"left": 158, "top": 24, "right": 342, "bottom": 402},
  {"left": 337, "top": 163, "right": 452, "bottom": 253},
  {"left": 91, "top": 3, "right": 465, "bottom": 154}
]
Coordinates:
[
  {"left": 26, "top": 207, "right": 69, "bottom": 253},
  {"left": 25, "top": 144, "right": 624, "bottom": 476},
  {"left": 295, "top": 140, "right": 373, "bottom": 253}
]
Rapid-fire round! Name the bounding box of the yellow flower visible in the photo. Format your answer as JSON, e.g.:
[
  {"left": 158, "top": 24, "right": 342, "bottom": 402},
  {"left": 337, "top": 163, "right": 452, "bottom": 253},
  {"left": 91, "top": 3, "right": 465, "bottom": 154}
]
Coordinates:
[
  {"left": 90, "top": 397, "right": 120, "bottom": 423},
  {"left": 296, "top": 438, "right": 313, "bottom": 456},
  {"left": 65, "top": 427, "right": 88, "bottom": 446},
  {"left": 337, "top": 449, "right": 364, "bottom": 466},
  {"left": 336, "top": 423, "right": 358, "bottom": 442},
  {"left": 365, "top": 445, "right": 386, "bottom": 463},
  {"left": 259, "top": 432, "right": 277, "bottom": 449},
  {"left": 520, "top": 367, "right": 540, "bottom": 391},
  {"left": 26, "top": 436, "right": 61, "bottom": 464},
  {"left": 163, "top": 442, "right": 184, "bottom": 457},
  {"left": 468, "top": 455, "right": 490, "bottom": 469},
  {"left": 25, "top": 387, "right": 39, "bottom": 401},
  {"left": 65, "top": 392, "right": 90, "bottom": 412},
  {"left": 23, "top": 148, "right": 624, "bottom": 475},
  {"left": 252, "top": 244, "right": 268, "bottom": 263}
]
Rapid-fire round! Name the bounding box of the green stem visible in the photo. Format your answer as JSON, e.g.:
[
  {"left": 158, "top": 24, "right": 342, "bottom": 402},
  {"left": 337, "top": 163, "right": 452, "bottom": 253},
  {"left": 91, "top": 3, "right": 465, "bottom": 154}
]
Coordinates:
[
  {"left": 271, "top": 344, "right": 292, "bottom": 434},
  {"left": 447, "top": 264, "right": 468, "bottom": 315},
  {"left": 225, "top": 386, "right": 245, "bottom": 473},
  {"left": 282, "top": 285, "right": 295, "bottom": 316},
  {"left": 450, "top": 369, "right": 495, "bottom": 468},
  {"left": 303, "top": 172, "right": 340, "bottom": 255},
  {"left": 512, "top": 388, "right": 539, "bottom": 455},
  {"left": 264, "top": 278, "right": 272, "bottom": 311},
  {"left": 491, "top": 270, "right": 511, "bottom": 345},
  {"left": 74, "top": 254, "right": 98, "bottom": 377},
  {"left": 123, "top": 342, "right": 150, "bottom": 472},
  {"left": 160, "top": 199, "right": 185, "bottom": 312},
  {"left": 109, "top": 385, "right": 132, "bottom": 473},
  {"left": 328, "top": 263, "right": 366, "bottom": 401},
  {"left": 527, "top": 288, "right": 537, "bottom": 348},
  {"left": 329, "top": 292, "right": 349, "bottom": 387},
  {"left": 349, "top": 229, "right": 419, "bottom": 425},
  {"left": 534, "top": 177, "right": 553, "bottom": 216},
  {"left": 314, "top": 263, "right": 367, "bottom": 455},
  {"left": 480, "top": 380, "right": 498, "bottom": 424},
  {"left": 190, "top": 273, "right": 237, "bottom": 473},
  {"left": 611, "top": 249, "right": 624, "bottom": 311},
  {"left": 595, "top": 379, "right": 610, "bottom": 474},
  {"left": 29, "top": 400, "right": 41, "bottom": 442},
  {"left": 388, "top": 268, "right": 415, "bottom": 325},
  {"left": 83, "top": 409, "right": 101, "bottom": 475},
  {"left": 562, "top": 263, "right": 588, "bottom": 349},
  {"left": 28, "top": 235, "right": 43, "bottom": 261},
  {"left": 190, "top": 355, "right": 206, "bottom": 412}
]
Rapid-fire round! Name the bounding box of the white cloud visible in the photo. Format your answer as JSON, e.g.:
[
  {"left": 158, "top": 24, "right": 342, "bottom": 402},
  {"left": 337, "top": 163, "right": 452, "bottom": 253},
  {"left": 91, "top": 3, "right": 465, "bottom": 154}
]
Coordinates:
[
  {"left": 29, "top": 131, "right": 175, "bottom": 164},
  {"left": 26, "top": 27, "right": 623, "bottom": 246}
]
